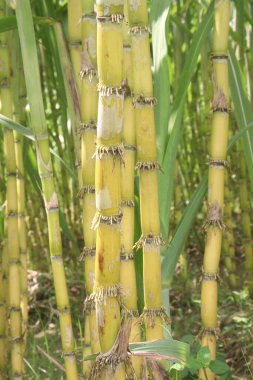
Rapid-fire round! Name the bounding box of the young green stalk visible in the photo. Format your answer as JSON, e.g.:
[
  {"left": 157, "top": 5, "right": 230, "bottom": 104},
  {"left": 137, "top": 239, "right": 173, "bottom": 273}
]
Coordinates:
[
  {"left": 68, "top": 0, "right": 82, "bottom": 94},
  {"left": 200, "top": 1, "right": 230, "bottom": 379},
  {"left": 15, "top": 1, "right": 79, "bottom": 379}
]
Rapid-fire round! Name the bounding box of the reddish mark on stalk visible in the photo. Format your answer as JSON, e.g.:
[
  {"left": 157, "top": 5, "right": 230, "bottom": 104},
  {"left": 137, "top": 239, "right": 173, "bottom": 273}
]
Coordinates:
[
  {"left": 98, "top": 254, "right": 104, "bottom": 273},
  {"left": 99, "top": 326, "right": 104, "bottom": 335}
]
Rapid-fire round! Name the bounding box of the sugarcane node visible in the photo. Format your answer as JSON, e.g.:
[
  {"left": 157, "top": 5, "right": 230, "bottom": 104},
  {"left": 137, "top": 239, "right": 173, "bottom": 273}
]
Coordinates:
[
  {"left": 140, "top": 307, "right": 171, "bottom": 328},
  {"left": 120, "top": 252, "right": 134, "bottom": 261},
  {"left": 133, "top": 94, "right": 157, "bottom": 108},
  {"left": 135, "top": 161, "right": 162, "bottom": 172},
  {"left": 97, "top": 83, "right": 125, "bottom": 96},
  {"left": 201, "top": 272, "right": 220, "bottom": 282},
  {"left": 39, "top": 171, "right": 54, "bottom": 179},
  {"left": 78, "top": 185, "right": 96, "bottom": 199},
  {"left": 6, "top": 171, "right": 17, "bottom": 177},
  {"left": 88, "top": 284, "right": 121, "bottom": 304},
  {"left": 91, "top": 211, "right": 123, "bottom": 230},
  {"left": 93, "top": 144, "right": 125, "bottom": 167},
  {"left": 129, "top": 26, "right": 150, "bottom": 35},
  {"left": 124, "top": 144, "right": 136, "bottom": 151},
  {"left": 79, "top": 247, "right": 96, "bottom": 261},
  {"left": 83, "top": 297, "right": 95, "bottom": 315},
  {"left": 121, "top": 199, "right": 135, "bottom": 207},
  {"left": 82, "top": 13, "right": 96, "bottom": 21},
  {"left": 80, "top": 67, "right": 97, "bottom": 81},
  {"left": 207, "top": 159, "right": 228, "bottom": 169},
  {"left": 0, "top": 77, "right": 9, "bottom": 88},
  {"left": 9, "top": 336, "right": 23, "bottom": 345},
  {"left": 212, "top": 84, "right": 228, "bottom": 113},
  {"left": 120, "top": 305, "right": 139, "bottom": 319},
  {"left": 121, "top": 78, "right": 132, "bottom": 97},
  {"left": 147, "top": 359, "right": 169, "bottom": 380},
  {"left": 203, "top": 201, "right": 226, "bottom": 231},
  {"left": 45, "top": 192, "right": 59, "bottom": 213},
  {"left": 50, "top": 255, "right": 63, "bottom": 263},
  {"left": 197, "top": 327, "right": 220, "bottom": 340},
  {"left": 57, "top": 306, "right": 71, "bottom": 316},
  {"left": 210, "top": 53, "right": 228, "bottom": 62},
  {"left": 96, "top": 13, "right": 124, "bottom": 24},
  {"left": 79, "top": 122, "right": 97, "bottom": 134},
  {"left": 62, "top": 351, "right": 76, "bottom": 358},
  {"left": 11, "top": 373, "right": 23, "bottom": 379},
  {"left": 6, "top": 211, "right": 19, "bottom": 218},
  {"left": 89, "top": 318, "right": 136, "bottom": 380},
  {"left": 133, "top": 233, "right": 167, "bottom": 250},
  {"left": 8, "top": 259, "right": 21, "bottom": 265},
  {"left": 68, "top": 40, "right": 82, "bottom": 48}
]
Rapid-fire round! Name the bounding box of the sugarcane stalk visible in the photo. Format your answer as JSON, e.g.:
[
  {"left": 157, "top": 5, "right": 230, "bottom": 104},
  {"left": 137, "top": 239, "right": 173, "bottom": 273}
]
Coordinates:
[
  {"left": 0, "top": 241, "right": 8, "bottom": 380},
  {"left": 15, "top": 1, "right": 79, "bottom": 379},
  {"left": 119, "top": 3, "right": 142, "bottom": 376},
  {"left": 90, "top": 1, "right": 126, "bottom": 378},
  {"left": 127, "top": 0, "right": 170, "bottom": 342},
  {"left": 199, "top": 1, "right": 230, "bottom": 379},
  {"left": 79, "top": 0, "right": 100, "bottom": 375},
  {"left": 0, "top": 5, "right": 23, "bottom": 377},
  {"left": 68, "top": 0, "right": 82, "bottom": 94}
]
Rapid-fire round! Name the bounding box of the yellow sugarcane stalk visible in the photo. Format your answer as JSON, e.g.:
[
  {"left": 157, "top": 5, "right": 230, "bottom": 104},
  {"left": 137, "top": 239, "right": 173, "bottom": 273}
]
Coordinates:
[
  {"left": 68, "top": 0, "right": 82, "bottom": 94},
  {"left": 0, "top": 12, "right": 23, "bottom": 378},
  {"left": 89, "top": 1, "right": 127, "bottom": 378},
  {"left": 127, "top": 0, "right": 170, "bottom": 342},
  {"left": 200, "top": 1, "right": 230, "bottom": 379},
  {"left": 15, "top": 1, "right": 79, "bottom": 378},
  {"left": 79, "top": 0, "right": 100, "bottom": 375},
  {"left": 119, "top": 4, "right": 142, "bottom": 377}
]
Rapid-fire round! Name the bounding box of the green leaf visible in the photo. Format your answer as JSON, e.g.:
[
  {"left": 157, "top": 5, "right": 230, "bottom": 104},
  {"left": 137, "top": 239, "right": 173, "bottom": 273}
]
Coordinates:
[
  {"left": 187, "top": 357, "right": 202, "bottom": 372},
  {"left": 197, "top": 346, "right": 212, "bottom": 367},
  {"left": 151, "top": 0, "right": 171, "bottom": 162},
  {"left": 209, "top": 360, "right": 230, "bottom": 375},
  {"left": 229, "top": 46, "right": 253, "bottom": 192}
]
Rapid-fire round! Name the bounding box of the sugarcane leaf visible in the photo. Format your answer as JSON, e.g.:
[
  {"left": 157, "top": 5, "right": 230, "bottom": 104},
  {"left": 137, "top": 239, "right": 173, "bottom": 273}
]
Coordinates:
[
  {"left": 228, "top": 46, "right": 253, "bottom": 192},
  {"left": 151, "top": 0, "right": 171, "bottom": 161},
  {"left": 0, "top": 15, "right": 55, "bottom": 34},
  {"left": 158, "top": 3, "right": 214, "bottom": 239},
  {"left": 129, "top": 339, "right": 189, "bottom": 363},
  {"left": 59, "top": 209, "right": 79, "bottom": 254}
]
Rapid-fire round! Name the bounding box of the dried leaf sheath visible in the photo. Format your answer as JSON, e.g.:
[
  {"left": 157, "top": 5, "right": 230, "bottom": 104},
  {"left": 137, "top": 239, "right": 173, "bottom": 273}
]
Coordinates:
[{"left": 200, "top": 1, "right": 230, "bottom": 379}]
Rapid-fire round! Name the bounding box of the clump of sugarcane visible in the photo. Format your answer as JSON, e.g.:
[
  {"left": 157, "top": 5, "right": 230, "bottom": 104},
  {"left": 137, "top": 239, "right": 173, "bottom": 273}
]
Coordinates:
[
  {"left": 15, "top": 1, "right": 79, "bottom": 379},
  {"left": 79, "top": 0, "right": 100, "bottom": 376},
  {"left": 222, "top": 169, "right": 237, "bottom": 289},
  {"left": 0, "top": 4, "right": 23, "bottom": 377},
  {"left": 119, "top": 2, "right": 142, "bottom": 377},
  {"left": 127, "top": 0, "right": 170, "bottom": 342},
  {"left": 89, "top": 0, "right": 129, "bottom": 378},
  {"left": 200, "top": 1, "right": 230, "bottom": 379}
]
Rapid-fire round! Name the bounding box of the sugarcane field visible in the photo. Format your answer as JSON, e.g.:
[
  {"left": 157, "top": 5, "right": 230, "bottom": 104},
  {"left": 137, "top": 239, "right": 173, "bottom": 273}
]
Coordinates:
[{"left": 1, "top": 0, "right": 253, "bottom": 379}]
